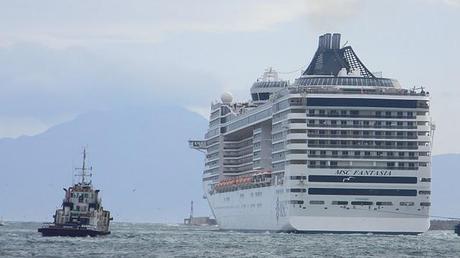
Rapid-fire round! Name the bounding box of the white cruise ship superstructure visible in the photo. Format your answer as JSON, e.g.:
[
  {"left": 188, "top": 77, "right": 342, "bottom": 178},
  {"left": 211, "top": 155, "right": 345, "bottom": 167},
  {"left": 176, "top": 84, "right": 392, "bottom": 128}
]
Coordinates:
[{"left": 190, "top": 33, "right": 433, "bottom": 234}]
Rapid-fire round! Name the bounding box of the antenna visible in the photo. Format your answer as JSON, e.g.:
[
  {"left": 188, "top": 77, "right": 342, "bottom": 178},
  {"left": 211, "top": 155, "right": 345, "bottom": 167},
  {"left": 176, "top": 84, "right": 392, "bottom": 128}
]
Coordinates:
[
  {"left": 189, "top": 200, "right": 194, "bottom": 220},
  {"left": 75, "top": 147, "right": 92, "bottom": 185}
]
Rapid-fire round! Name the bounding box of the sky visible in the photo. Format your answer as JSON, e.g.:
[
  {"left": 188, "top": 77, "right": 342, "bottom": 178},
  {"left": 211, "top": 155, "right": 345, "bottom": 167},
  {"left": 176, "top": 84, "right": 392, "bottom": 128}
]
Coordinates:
[{"left": 0, "top": 0, "right": 459, "bottom": 154}]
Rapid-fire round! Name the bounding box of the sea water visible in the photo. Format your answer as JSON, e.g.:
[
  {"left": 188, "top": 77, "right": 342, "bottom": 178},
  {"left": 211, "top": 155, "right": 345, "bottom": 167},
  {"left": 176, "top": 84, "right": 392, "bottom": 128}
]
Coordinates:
[{"left": 1, "top": 222, "right": 460, "bottom": 257}]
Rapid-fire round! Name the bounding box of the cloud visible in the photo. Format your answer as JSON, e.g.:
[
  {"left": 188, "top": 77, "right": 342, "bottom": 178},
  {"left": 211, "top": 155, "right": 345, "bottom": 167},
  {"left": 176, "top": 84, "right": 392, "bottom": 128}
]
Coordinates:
[
  {"left": 0, "top": 116, "right": 50, "bottom": 138},
  {"left": 0, "top": 0, "right": 361, "bottom": 47},
  {"left": 419, "top": 0, "right": 460, "bottom": 7},
  {"left": 0, "top": 0, "right": 364, "bottom": 138},
  {"left": 0, "top": 43, "right": 224, "bottom": 137},
  {"left": 443, "top": 0, "right": 460, "bottom": 6}
]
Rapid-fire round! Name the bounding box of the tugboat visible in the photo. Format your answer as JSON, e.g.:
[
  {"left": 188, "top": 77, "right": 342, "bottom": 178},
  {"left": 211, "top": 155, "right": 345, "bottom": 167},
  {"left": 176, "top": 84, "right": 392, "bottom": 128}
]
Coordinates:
[{"left": 38, "top": 148, "right": 113, "bottom": 237}]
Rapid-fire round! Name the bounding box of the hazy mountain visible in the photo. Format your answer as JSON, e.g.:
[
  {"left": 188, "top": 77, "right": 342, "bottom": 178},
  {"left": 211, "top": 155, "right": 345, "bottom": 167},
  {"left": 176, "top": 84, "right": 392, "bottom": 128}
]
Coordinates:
[
  {"left": 0, "top": 106, "right": 210, "bottom": 223},
  {"left": 1, "top": 108, "right": 459, "bottom": 222}
]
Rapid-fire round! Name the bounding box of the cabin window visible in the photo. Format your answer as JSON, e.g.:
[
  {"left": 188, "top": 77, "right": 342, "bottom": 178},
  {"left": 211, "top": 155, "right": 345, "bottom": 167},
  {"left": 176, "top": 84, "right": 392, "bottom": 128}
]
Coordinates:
[
  {"left": 289, "top": 188, "right": 306, "bottom": 193},
  {"left": 351, "top": 201, "right": 373, "bottom": 206},
  {"left": 309, "top": 188, "right": 416, "bottom": 196},
  {"left": 418, "top": 191, "right": 431, "bottom": 195},
  {"left": 400, "top": 202, "right": 415, "bottom": 206},
  {"left": 290, "top": 176, "right": 307, "bottom": 180},
  {"left": 376, "top": 201, "right": 393, "bottom": 206}
]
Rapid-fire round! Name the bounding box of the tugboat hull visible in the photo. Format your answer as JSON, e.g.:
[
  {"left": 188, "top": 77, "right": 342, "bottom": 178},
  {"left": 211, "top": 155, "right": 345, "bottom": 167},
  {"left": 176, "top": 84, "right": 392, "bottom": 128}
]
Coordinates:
[{"left": 38, "top": 227, "right": 110, "bottom": 237}]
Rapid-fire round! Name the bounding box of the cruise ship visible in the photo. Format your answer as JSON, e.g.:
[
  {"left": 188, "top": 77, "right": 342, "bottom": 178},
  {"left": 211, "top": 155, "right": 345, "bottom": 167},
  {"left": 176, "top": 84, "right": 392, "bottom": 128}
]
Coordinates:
[{"left": 190, "top": 33, "right": 433, "bottom": 234}]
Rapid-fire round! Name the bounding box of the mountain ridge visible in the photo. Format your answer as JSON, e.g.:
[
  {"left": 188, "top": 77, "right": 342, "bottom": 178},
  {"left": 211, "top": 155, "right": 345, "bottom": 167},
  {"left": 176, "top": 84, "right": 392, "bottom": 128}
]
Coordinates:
[{"left": 0, "top": 106, "right": 210, "bottom": 223}]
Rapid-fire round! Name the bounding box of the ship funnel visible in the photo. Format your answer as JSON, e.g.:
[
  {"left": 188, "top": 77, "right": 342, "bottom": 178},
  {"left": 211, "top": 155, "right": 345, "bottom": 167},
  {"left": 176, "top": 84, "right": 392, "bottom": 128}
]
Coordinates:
[
  {"left": 304, "top": 33, "right": 375, "bottom": 78},
  {"left": 332, "top": 33, "right": 341, "bottom": 49},
  {"left": 318, "top": 35, "right": 325, "bottom": 48},
  {"left": 324, "top": 33, "right": 332, "bottom": 49},
  {"left": 318, "top": 33, "right": 331, "bottom": 49},
  {"left": 318, "top": 33, "right": 339, "bottom": 49}
]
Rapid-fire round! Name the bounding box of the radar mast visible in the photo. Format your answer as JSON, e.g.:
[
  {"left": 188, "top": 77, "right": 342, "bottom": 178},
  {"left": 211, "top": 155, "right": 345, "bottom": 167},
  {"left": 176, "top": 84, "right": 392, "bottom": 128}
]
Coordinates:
[{"left": 75, "top": 147, "right": 92, "bottom": 185}]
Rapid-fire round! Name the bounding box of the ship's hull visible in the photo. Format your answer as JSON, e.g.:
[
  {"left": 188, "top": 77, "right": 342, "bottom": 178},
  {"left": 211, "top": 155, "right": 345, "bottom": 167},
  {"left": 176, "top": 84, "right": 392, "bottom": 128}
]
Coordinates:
[
  {"left": 38, "top": 226, "right": 110, "bottom": 237},
  {"left": 206, "top": 185, "right": 430, "bottom": 234}
]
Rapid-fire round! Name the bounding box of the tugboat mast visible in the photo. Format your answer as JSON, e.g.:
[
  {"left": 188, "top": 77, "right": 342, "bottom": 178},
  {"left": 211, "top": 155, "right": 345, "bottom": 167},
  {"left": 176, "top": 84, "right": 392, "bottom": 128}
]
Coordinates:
[{"left": 75, "top": 148, "right": 92, "bottom": 185}]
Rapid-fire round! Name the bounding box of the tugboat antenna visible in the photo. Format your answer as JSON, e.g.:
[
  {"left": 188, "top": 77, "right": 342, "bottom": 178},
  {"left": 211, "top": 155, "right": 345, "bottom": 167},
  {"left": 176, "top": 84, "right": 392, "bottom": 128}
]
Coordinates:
[
  {"left": 75, "top": 147, "right": 92, "bottom": 185},
  {"left": 82, "top": 148, "right": 87, "bottom": 184},
  {"left": 190, "top": 200, "right": 194, "bottom": 220}
]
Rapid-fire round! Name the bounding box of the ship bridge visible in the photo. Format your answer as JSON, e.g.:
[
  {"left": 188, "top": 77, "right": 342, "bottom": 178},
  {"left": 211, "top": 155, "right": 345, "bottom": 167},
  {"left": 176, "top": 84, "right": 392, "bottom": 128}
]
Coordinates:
[{"left": 250, "top": 67, "right": 288, "bottom": 105}]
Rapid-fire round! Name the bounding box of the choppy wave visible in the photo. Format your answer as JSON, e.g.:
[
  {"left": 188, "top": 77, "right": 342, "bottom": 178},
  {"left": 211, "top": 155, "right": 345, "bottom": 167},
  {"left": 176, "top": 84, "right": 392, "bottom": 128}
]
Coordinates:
[{"left": 1, "top": 222, "right": 459, "bottom": 257}]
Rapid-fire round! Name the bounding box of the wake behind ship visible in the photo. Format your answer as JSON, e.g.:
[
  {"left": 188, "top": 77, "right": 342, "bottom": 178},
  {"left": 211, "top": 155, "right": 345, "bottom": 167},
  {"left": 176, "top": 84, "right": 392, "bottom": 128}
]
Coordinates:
[
  {"left": 190, "top": 33, "right": 433, "bottom": 234},
  {"left": 38, "top": 149, "right": 112, "bottom": 237}
]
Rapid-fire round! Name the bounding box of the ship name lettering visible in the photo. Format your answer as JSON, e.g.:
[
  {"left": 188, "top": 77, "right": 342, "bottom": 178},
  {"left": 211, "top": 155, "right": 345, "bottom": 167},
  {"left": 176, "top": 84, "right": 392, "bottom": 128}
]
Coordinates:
[
  {"left": 352, "top": 170, "right": 392, "bottom": 176},
  {"left": 336, "top": 169, "right": 392, "bottom": 176},
  {"left": 336, "top": 170, "right": 351, "bottom": 175}
]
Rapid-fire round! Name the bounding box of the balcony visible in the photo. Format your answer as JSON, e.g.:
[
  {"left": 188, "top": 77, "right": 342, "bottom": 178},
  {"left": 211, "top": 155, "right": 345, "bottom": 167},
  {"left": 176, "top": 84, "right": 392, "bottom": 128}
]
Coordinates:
[
  {"left": 286, "top": 143, "right": 307, "bottom": 150},
  {"left": 307, "top": 114, "right": 417, "bottom": 119},
  {"left": 223, "top": 161, "right": 253, "bottom": 168},
  {"left": 307, "top": 134, "right": 418, "bottom": 140},
  {"left": 307, "top": 124, "right": 418, "bottom": 129},
  {"left": 307, "top": 144, "right": 419, "bottom": 150},
  {"left": 288, "top": 123, "right": 308, "bottom": 130},
  {"left": 287, "top": 133, "right": 308, "bottom": 140},
  {"left": 223, "top": 158, "right": 253, "bottom": 166},
  {"left": 224, "top": 149, "right": 253, "bottom": 157},
  {"left": 307, "top": 155, "right": 419, "bottom": 160},
  {"left": 286, "top": 154, "right": 308, "bottom": 160}
]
